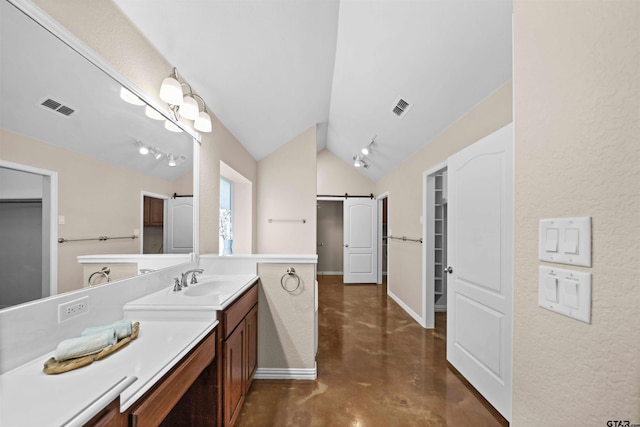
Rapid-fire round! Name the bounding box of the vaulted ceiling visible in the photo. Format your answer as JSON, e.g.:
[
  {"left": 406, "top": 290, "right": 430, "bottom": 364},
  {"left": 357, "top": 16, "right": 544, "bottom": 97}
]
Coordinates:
[{"left": 113, "top": 0, "right": 512, "bottom": 182}]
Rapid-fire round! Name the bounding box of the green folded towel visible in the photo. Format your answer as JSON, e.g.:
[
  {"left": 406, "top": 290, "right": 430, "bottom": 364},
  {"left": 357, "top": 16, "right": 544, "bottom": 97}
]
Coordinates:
[
  {"left": 82, "top": 320, "right": 132, "bottom": 340},
  {"left": 54, "top": 329, "right": 116, "bottom": 361}
]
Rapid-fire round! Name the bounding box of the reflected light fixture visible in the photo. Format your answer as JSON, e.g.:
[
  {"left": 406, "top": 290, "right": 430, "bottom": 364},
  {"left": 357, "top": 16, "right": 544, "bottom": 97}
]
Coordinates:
[
  {"left": 159, "top": 67, "right": 212, "bottom": 133},
  {"left": 135, "top": 140, "right": 187, "bottom": 167},
  {"left": 145, "top": 105, "right": 164, "bottom": 121},
  {"left": 164, "top": 120, "right": 183, "bottom": 133},
  {"left": 120, "top": 87, "right": 145, "bottom": 106}
]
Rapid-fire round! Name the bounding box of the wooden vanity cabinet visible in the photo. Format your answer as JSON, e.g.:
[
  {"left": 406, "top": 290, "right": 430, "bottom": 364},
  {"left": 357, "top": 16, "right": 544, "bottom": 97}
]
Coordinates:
[
  {"left": 126, "top": 330, "right": 217, "bottom": 427},
  {"left": 218, "top": 282, "right": 259, "bottom": 427},
  {"left": 84, "top": 398, "right": 124, "bottom": 427}
]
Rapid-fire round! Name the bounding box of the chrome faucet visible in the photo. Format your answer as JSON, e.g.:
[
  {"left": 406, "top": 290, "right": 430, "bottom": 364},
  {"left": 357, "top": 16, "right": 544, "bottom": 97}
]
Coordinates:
[{"left": 181, "top": 269, "right": 204, "bottom": 288}]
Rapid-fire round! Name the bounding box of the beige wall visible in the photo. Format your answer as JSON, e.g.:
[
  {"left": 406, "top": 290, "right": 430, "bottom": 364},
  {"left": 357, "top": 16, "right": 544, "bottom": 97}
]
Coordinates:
[
  {"left": 512, "top": 1, "right": 640, "bottom": 424},
  {"left": 257, "top": 125, "right": 317, "bottom": 254},
  {"left": 257, "top": 263, "right": 316, "bottom": 371},
  {"left": 32, "top": 0, "right": 259, "bottom": 256},
  {"left": 317, "top": 149, "right": 376, "bottom": 196},
  {"left": 376, "top": 83, "right": 512, "bottom": 317},
  {"left": 1, "top": 129, "right": 181, "bottom": 293}
]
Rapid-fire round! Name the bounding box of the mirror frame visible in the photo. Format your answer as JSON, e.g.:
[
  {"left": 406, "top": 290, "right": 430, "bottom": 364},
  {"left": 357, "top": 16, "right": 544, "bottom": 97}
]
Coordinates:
[{"left": 4, "top": 0, "right": 200, "bottom": 298}]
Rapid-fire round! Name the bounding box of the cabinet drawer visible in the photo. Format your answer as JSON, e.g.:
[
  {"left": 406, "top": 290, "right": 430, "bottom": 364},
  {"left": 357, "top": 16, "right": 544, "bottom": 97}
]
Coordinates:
[
  {"left": 84, "top": 398, "right": 122, "bottom": 427},
  {"left": 130, "top": 331, "right": 216, "bottom": 427},
  {"left": 223, "top": 283, "right": 258, "bottom": 339}
]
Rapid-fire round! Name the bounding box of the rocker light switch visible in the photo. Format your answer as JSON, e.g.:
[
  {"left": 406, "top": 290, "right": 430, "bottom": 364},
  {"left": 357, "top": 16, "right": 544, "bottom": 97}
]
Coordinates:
[
  {"left": 544, "top": 276, "right": 558, "bottom": 303},
  {"left": 538, "top": 266, "right": 591, "bottom": 324},
  {"left": 539, "top": 217, "right": 591, "bottom": 266}
]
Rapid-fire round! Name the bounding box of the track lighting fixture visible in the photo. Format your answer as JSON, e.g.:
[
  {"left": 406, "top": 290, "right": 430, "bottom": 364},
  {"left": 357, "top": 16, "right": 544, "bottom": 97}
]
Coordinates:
[
  {"left": 361, "top": 135, "right": 376, "bottom": 155},
  {"left": 352, "top": 154, "right": 369, "bottom": 169},
  {"left": 135, "top": 140, "right": 187, "bottom": 167}
]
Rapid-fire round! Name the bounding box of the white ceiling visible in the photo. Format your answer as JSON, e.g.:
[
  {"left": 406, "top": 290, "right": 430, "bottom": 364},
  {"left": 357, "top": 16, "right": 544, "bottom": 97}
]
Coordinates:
[{"left": 113, "top": 0, "right": 513, "bottom": 182}]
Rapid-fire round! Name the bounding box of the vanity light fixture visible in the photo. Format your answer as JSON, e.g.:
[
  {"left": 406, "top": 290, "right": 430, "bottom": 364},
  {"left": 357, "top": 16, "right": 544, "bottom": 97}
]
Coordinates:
[{"left": 159, "top": 67, "right": 212, "bottom": 133}]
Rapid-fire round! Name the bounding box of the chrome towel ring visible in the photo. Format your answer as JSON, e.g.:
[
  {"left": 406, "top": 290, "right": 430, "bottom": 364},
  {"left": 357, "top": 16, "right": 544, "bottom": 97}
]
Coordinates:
[
  {"left": 281, "top": 267, "right": 301, "bottom": 293},
  {"left": 88, "top": 267, "right": 111, "bottom": 286}
]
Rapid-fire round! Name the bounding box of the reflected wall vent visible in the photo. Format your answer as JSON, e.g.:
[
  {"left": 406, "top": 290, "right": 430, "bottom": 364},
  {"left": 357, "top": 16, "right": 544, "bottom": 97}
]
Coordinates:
[
  {"left": 40, "top": 98, "right": 75, "bottom": 116},
  {"left": 391, "top": 97, "right": 412, "bottom": 119}
]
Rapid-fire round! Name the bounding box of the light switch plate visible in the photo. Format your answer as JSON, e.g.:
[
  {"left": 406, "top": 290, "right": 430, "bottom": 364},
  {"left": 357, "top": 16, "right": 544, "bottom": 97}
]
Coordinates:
[
  {"left": 539, "top": 217, "right": 591, "bottom": 267},
  {"left": 538, "top": 266, "right": 591, "bottom": 323}
]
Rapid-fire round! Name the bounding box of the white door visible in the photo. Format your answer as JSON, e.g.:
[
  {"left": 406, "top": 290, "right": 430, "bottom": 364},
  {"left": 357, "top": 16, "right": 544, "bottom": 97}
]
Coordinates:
[
  {"left": 446, "top": 123, "right": 513, "bottom": 420},
  {"left": 343, "top": 198, "right": 378, "bottom": 283},
  {"left": 165, "top": 197, "right": 194, "bottom": 253}
]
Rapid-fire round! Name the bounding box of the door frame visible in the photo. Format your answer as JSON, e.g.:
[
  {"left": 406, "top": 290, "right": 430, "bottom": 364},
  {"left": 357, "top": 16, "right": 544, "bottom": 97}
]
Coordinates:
[
  {"left": 0, "top": 160, "right": 58, "bottom": 297},
  {"left": 421, "top": 161, "right": 448, "bottom": 329},
  {"left": 140, "top": 191, "right": 170, "bottom": 254},
  {"left": 376, "top": 192, "right": 389, "bottom": 285}
]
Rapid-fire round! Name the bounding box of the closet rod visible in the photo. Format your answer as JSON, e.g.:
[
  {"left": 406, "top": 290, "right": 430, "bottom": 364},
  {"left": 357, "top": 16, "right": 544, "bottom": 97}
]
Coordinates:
[
  {"left": 317, "top": 193, "right": 374, "bottom": 199},
  {"left": 386, "top": 235, "right": 423, "bottom": 244},
  {"left": 58, "top": 235, "right": 138, "bottom": 244}
]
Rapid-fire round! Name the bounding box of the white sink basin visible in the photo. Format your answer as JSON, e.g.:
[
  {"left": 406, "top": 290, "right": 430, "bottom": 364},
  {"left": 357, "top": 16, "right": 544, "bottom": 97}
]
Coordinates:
[
  {"left": 183, "top": 281, "right": 237, "bottom": 297},
  {"left": 123, "top": 274, "right": 258, "bottom": 321}
]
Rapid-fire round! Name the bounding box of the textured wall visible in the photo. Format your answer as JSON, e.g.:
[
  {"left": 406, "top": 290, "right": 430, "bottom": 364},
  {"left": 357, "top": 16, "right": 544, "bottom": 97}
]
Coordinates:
[
  {"left": 375, "top": 83, "right": 512, "bottom": 320},
  {"left": 257, "top": 125, "right": 317, "bottom": 254},
  {"left": 257, "top": 263, "right": 316, "bottom": 370},
  {"left": 512, "top": 0, "right": 640, "bottom": 424},
  {"left": 317, "top": 149, "right": 376, "bottom": 196}
]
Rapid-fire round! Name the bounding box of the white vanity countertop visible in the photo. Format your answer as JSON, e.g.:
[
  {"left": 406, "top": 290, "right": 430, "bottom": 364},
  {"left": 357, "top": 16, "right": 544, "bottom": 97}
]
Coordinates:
[
  {"left": 124, "top": 274, "right": 259, "bottom": 312},
  {"left": 0, "top": 319, "right": 217, "bottom": 427}
]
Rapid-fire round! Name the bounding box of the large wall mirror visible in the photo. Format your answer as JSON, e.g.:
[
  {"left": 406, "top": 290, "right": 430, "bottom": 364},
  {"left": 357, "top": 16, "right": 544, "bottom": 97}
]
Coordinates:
[{"left": 0, "top": 0, "right": 199, "bottom": 308}]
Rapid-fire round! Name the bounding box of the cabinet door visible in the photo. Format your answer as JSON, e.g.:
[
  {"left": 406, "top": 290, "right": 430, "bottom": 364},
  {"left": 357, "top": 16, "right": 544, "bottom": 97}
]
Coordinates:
[
  {"left": 245, "top": 305, "right": 258, "bottom": 391},
  {"left": 224, "top": 323, "right": 245, "bottom": 426}
]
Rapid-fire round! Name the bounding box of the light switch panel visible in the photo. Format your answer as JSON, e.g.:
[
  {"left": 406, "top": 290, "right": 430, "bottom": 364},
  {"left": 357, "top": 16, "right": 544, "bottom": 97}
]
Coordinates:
[
  {"left": 539, "top": 266, "right": 591, "bottom": 324},
  {"left": 539, "top": 217, "right": 591, "bottom": 267}
]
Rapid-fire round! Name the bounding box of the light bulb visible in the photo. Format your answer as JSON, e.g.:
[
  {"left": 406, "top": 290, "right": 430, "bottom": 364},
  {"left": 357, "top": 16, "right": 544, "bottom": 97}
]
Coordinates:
[
  {"left": 179, "top": 95, "right": 199, "bottom": 120},
  {"left": 167, "top": 155, "right": 177, "bottom": 167},
  {"left": 145, "top": 106, "right": 164, "bottom": 120},
  {"left": 164, "top": 120, "right": 183, "bottom": 133},
  {"left": 159, "top": 76, "right": 183, "bottom": 105},
  {"left": 194, "top": 110, "right": 212, "bottom": 132},
  {"left": 139, "top": 145, "right": 149, "bottom": 155},
  {"left": 120, "top": 87, "right": 144, "bottom": 105}
]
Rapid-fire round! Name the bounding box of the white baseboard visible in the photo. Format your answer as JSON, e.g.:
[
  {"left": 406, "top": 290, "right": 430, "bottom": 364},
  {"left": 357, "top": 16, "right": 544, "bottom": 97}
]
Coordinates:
[
  {"left": 317, "top": 271, "right": 343, "bottom": 276},
  {"left": 387, "top": 289, "right": 426, "bottom": 327},
  {"left": 255, "top": 364, "right": 317, "bottom": 380},
  {"left": 435, "top": 305, "right": 447, "bottom": 312}
]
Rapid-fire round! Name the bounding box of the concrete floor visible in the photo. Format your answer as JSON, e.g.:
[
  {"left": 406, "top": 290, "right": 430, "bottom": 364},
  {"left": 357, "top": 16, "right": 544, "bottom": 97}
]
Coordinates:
[{"left": 236, "top": 275, "right": 508, "bottom": 426}]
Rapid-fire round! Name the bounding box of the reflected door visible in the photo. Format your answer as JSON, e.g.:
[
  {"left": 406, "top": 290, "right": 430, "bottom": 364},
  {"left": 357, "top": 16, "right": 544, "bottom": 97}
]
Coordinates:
[
  {"left": 165, "top": 197, "right": 193, "bottom": 254},
  {"left": 343, "top": 198, "right": 377, "bottom": 284}
]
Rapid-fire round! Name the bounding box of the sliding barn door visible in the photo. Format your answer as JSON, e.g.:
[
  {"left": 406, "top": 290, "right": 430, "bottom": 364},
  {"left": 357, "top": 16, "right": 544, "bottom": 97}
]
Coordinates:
[{"left": 343, "top": 198, "right": 378, "bottom": 283}]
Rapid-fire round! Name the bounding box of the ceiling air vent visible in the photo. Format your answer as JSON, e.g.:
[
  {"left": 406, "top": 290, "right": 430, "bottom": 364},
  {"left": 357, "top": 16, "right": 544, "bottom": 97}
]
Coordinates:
[
  {"left": 40, "top": 98, "right": 75, "bottom": 117},
  {"left": 391, "top": 97, "right": 412, "bottom": 119}
]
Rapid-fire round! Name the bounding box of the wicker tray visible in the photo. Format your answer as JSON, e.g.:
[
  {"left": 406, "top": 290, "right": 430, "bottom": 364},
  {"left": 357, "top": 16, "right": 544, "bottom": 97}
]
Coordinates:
[{"left": 43, "top": 322, "right": 140, "bottom": 375}]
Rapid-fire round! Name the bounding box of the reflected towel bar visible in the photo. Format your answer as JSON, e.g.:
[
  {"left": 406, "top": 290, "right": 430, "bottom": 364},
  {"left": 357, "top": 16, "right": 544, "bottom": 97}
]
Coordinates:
[
  {"left": 58, "top": 235, "right": 138, "bottom": 243},
  {"left": 386, "top": 235, "right": 423, "bottom": 244},
  {"left": 268, "top": 219, "right": 307, "bottom": 224}
]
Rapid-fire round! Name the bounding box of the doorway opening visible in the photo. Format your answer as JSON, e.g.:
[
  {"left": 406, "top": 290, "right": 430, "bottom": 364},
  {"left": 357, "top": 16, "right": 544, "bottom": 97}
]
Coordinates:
[
  {"left": 0, "top": 161, "right": 57, "bottom": 307},
  {"left": 422, "top": 162, "right": 447, "bottom": 329}
]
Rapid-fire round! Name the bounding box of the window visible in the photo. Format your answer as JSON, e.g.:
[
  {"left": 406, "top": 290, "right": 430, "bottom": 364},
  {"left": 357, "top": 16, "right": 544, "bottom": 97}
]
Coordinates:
[{"left": 219, "top": 177, "right": 233, "bottom": 254}]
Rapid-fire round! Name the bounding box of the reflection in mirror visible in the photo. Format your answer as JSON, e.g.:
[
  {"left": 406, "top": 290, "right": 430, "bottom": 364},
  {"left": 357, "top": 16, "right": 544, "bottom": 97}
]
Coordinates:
[{"left": 0, "top": 0, "right": 198, "bottom": 308}]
